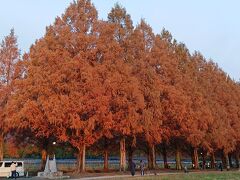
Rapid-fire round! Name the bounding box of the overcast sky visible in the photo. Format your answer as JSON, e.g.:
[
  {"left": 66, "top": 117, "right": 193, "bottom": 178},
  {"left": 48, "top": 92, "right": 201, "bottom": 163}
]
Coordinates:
[{"left": 1, "top": 0, "right": 239, "bottom": 80}]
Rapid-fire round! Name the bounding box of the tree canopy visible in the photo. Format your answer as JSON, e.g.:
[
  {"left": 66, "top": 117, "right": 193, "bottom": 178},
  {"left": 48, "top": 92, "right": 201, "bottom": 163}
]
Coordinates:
[{"left": 1, "top": 0, "right": 240, "bottom": 172}]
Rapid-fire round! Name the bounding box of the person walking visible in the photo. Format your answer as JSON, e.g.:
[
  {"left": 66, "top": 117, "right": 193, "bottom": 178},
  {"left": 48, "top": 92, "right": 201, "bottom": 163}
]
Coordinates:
[
  {"left": 140, "top": 160, "right": 145, "bottom": 176},
  {"left": 130, "top": 161, "right": 136, "bottom": 176},
  {"left": 219, "top": 162, "right": 223, "bottom": 171},
  {"left": 10, "top": 161, "right": 17, "bottom": 179}
]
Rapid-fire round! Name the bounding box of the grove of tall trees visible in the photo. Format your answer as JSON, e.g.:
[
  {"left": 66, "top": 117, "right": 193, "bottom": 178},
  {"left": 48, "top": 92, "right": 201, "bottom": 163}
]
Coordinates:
[{"left": 1, "top": 0, "right": 240, "bottom": 173}]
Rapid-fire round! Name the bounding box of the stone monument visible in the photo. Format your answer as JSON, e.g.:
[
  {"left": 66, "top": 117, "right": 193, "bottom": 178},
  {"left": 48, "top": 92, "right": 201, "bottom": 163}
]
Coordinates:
[{"left": 37, "top": 155, "right": 69, "bottom": 179}]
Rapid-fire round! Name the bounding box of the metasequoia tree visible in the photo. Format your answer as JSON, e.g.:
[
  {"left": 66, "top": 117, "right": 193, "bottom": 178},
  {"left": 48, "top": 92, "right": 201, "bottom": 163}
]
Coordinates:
[
  {"left": 230, "top": 83, "right": 240, "bottom": 168},
  {"left": 0, "top": 29, "right": 20, "bottom": 160},
  {"left": 150, "top": 32, "right": 178, "bottom": 169},
  {"left": 7, "top": 0, "right": 99, "bottom": 172},
  {"left": 107, "top": 5, "right": 136, "bottom": 171},
  {"left": 127, "top": 20, "right": 164, "bottom": 170},
  {"left": 6, "top": 55, "right": 61, "bottom": 169},
  {"left": 108, "top": 3, "right": 133, "bottom": 62},
  {"left": 90, "top": 16, "right": 146, "bottom": 171},
  {"left": 173, "top": 49, "right": 214, "bottom": 170},
  {"left": 97, "top": 23, "right": 145, "bottom": 171},
  {"left": 150, "top": 32, "right": 192, "bottom": 170}
]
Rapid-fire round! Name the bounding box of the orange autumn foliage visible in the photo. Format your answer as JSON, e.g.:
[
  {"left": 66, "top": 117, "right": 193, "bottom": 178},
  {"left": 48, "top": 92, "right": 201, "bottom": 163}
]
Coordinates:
[{"left": 2, "top": 0, "right": 240, "bottom": 171}]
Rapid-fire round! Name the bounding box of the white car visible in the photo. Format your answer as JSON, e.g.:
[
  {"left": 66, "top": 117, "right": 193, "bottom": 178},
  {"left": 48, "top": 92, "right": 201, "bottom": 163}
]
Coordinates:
[{"left": 0, "top": 161, "right": 25, "bottom": 178}]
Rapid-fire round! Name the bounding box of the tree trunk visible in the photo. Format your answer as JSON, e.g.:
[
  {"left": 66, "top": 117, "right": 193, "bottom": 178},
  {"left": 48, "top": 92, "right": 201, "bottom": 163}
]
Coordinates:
[
  {"left": 221, "top": 154, "right": 226, "bottom": 169},
  {"left": 221, "top": 151, "right": 229, "bottom": 169},
  {"left": 0, "top": 134, "right": 3, "bottom": 161},
  {"left": 192, "top": 148, "right": 199, "bottom": 169},
  {"left": 77, "top": 144, "right": 86, "bottom": 173},
  {"left": 127, "top": 147, "right": 133, "bottom": 170},
  {"left": 103, "top": 149, "right": 109, "bottom": 171},
  {"left": 210, "top": 153, "right": 216, "bottom": 169},
  {"left": 147, "top": 150, "right": 152, "bottom": 169},
  {"left": 228, "top": 153, "right": 233, "bottom": 168},
  {"left": 148, "top": 144, "right": 156, "bottom": 169},
  {"left": 175, "top": 146, "right": 182, "bottom": 170},
  {"left": 226, "top": 153, "right": 230, "bottom": 170},
  {"left": 221, "top": 151, "right": 230, "bottom": 170},
  {"left": 119, "top": 138, "right": 126, "bottom": 172},
  {"left": 162, "top": 145, "right": 168, "bottom": 169},
  {"left": 235, "top": 152, "right": 240, "bottom": 169},
  {"left": 40, "top": 139, "right": 49, "bottom": 171},
  {"left": 201, "top": 152, "right": 206, "bottom": 170},
  {"left": 40, "top": 149, "right": 47, "bottom": 171}
]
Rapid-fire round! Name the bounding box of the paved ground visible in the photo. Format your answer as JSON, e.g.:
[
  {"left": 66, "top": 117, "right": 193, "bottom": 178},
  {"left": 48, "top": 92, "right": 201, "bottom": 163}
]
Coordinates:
[
  {"left": 70, "top": 173, "right": 175, "bottom": 180},
  {"left": 1, "top": 173, "right": 178, "bottom": 180},
  {"left": 69, "top": 171, "right": 225, "bottom": 180},
  {"left": 4, "top": 170, "right": 240, "bottom": 180}
]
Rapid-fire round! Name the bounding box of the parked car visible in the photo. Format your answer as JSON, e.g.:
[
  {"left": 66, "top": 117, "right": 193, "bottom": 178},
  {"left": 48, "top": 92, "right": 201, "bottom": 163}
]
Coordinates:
[{"left": 0, "top": 161, "right": 25, "bottom": 178}]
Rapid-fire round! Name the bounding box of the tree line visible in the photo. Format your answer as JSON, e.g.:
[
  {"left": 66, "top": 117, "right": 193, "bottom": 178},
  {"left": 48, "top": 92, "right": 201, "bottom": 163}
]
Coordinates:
[{"left": 0, "top": 0, "right": 240, "bottom": 173}]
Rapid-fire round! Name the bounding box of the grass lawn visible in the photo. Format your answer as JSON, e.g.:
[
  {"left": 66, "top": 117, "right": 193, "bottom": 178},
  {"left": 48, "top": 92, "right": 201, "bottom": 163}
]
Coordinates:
[{"left": 113, "top": 171, "right": 240, "bottom": 180}]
